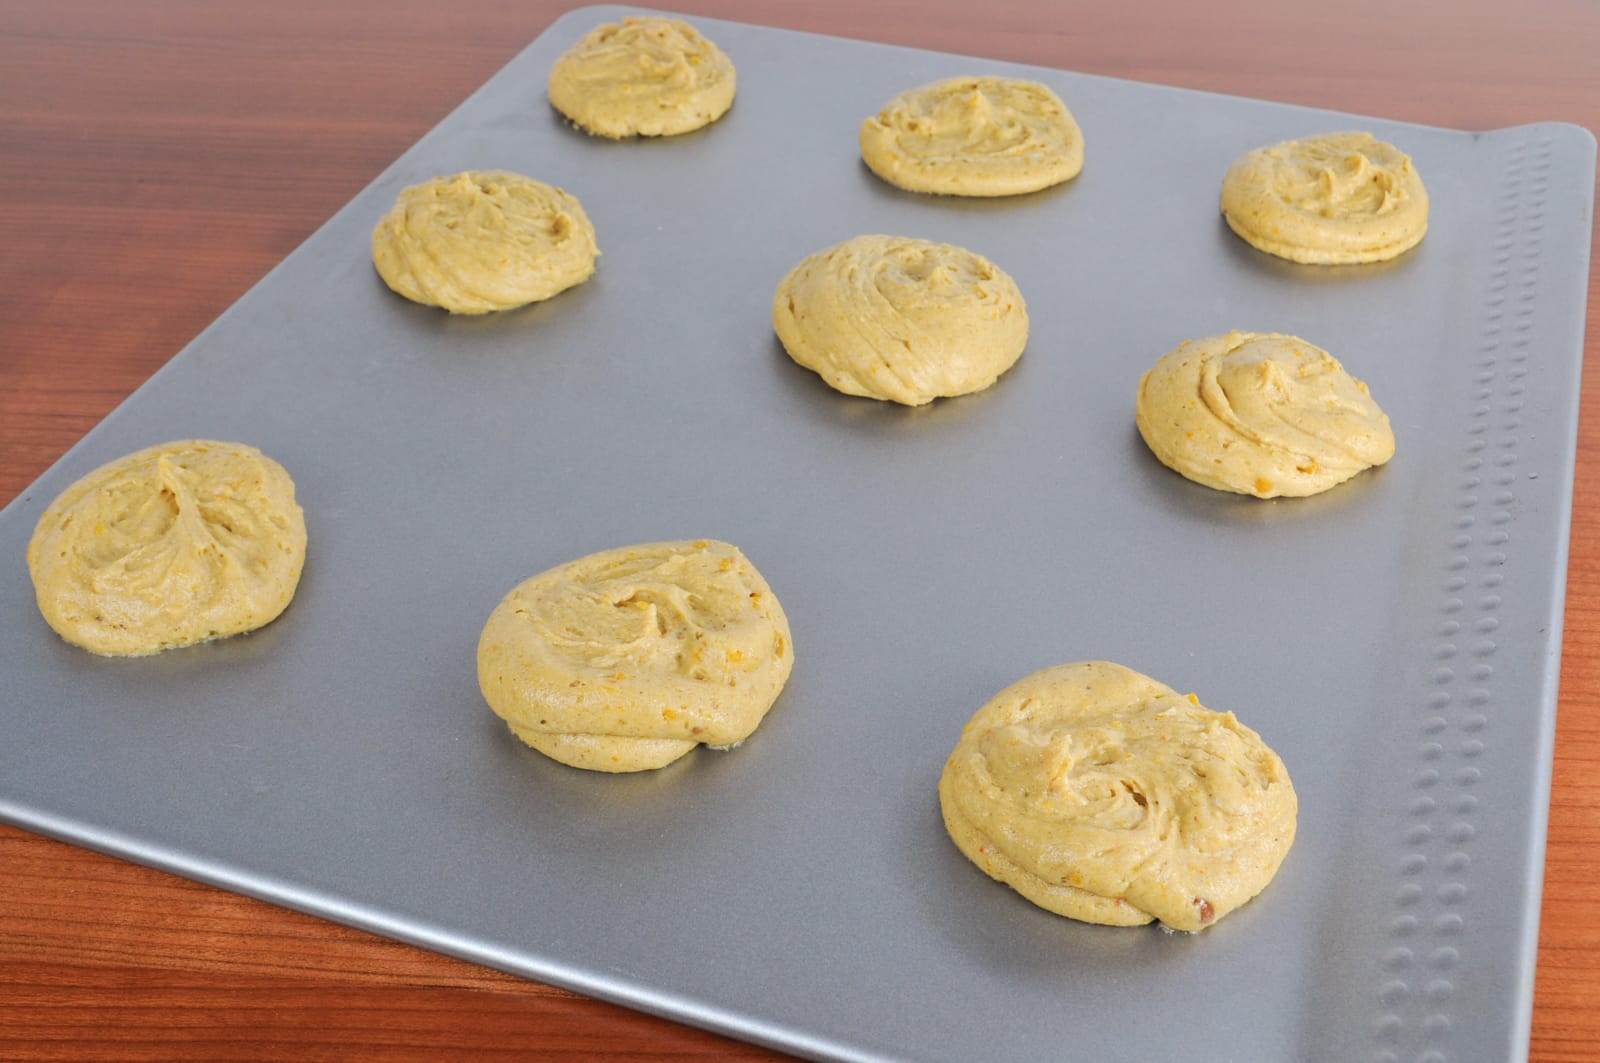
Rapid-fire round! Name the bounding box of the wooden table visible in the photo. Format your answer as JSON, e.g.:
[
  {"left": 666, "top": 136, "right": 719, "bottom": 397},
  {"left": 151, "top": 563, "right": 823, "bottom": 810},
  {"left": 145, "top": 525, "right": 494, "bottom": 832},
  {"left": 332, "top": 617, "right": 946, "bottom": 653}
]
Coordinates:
[{"left": 2, "top": 1, "right": 1596, "bottom": 1058}]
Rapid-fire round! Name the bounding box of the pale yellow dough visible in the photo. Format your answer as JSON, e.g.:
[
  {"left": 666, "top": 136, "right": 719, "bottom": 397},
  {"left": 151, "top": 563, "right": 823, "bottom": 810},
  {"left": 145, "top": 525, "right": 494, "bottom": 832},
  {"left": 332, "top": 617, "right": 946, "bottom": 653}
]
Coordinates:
[
  {"left": 1221, "top": 132, "right": 1429, "bottom": 264},
  {"left": 1136, "top": 331, "right": 1396, "bottom": 498},
  {"left": 548, "top": 16, "right": 735, "bottom": 139},
  {"left": 27, "top": 440, "right": 307, "bottom": 657},
  {"left": 371, "top": 171, "right": 598, "bottom": 315},
  {"left": 477, "top": 540, "right": 793, "bottom": 773},
  {"left": 860, "top": 76, "right": 1083, "bottom": 197},
  {"left": 939, "top": 661, "right": 1298, "bottom": 932},
  {"left": 772, "top": 234, "right": 1028, "bottom": 406}
]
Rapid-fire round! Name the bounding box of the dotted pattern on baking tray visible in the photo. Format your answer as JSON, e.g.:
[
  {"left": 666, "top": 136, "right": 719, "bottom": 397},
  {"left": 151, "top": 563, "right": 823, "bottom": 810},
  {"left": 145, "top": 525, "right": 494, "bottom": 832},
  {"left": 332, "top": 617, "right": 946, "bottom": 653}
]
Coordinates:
[{"left": 1372, "top": 135, "right": 1555, "bottom": 1063}]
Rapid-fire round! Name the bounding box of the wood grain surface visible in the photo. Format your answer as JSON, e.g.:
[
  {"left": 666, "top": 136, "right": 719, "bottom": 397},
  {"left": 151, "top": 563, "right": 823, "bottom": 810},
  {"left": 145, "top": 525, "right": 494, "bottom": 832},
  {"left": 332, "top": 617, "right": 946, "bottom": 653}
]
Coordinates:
[{"left": 2, "top": 1, "right": 1597, "bottom": 1059}]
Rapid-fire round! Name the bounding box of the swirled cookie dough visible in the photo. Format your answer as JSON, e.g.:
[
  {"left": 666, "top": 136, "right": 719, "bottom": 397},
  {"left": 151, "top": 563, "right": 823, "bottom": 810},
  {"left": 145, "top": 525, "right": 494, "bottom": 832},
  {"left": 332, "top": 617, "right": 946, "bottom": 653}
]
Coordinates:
[
  {"left": 860, "top": 76, "right": 1083, "bottom": 197},
  {"left": 371, "top": 171, "right": 598, "bottom": 315},
  {"left": 26, "top": 440, "right": 307, "bottom": 657},
  {"left": 773, "top": 234, "right": 1028, "bottom": 406},
  {"left": 548, "top": 16, "right": 736, "bottom": 139},
  {"left": 477, "top": 540, "right": 793, "bottom": 773},
  {"left": 939, "top": 661, "right": 1297, "bottom": 932},
  {"left": 1136, "top": 331, "right": 1396, "bottom": 498},
  {"left": 1221, "top": 132, "right": 1428, "bottom": 264}
]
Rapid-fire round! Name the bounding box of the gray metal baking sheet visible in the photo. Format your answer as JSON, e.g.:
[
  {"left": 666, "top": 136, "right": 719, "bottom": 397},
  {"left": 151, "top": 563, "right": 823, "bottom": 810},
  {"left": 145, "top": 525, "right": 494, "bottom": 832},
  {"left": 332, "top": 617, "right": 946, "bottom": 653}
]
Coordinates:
[{"left": 0, "top": 6, "right": 1593, "bottom": 1061}]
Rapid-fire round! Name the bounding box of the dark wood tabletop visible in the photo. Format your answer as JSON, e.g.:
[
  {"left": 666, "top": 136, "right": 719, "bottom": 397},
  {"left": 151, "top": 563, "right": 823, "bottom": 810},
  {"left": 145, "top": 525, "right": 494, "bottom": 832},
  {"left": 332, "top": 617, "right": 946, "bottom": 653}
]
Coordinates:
[{"left": 3, "top": 1, "right": 1597, "bottom": 1059}]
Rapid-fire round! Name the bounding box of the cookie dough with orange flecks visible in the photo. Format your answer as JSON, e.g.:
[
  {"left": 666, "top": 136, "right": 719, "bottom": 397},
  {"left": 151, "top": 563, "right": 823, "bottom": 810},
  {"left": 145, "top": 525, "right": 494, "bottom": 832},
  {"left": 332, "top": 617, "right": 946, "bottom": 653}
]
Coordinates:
[
  {"left": 773, "top": 234, "right": 1028, "bottom": 406},
  {"left": 860, "top": 76, "right": 1083, "bottom": 197},
  {"left": 1220, "top": 132, "right": 1428, "bottom": 264},
  {"left": 548, "top": 16, "right": 736, "bottom": 139},
  {"left": 477, "top": 540, "right": 793, "bottom": 773},
  {"left": 1136, "top": 331, "right": 1395, "bottom": 498},
  {"left": 371, "top": 170, "right": 598, "bottom": 315},
  {"left": 939, "top": 661, "right": 1298, "bottom": 932},
  {"left": 27, "top": 440, "right": 307, "bottom": 656}
]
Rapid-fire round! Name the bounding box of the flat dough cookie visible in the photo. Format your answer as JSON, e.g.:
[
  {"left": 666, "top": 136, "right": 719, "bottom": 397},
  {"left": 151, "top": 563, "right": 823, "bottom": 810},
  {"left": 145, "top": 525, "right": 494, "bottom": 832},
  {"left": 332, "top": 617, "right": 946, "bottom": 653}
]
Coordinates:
[
  {"left": 1221, "top": 132, "right": 1428, "bottom": 264},
  {"left": 1136, "top": 331, "right": 1396, "bottom": 498},
  {"left": 372, "top": 171, "right": 598, "bottom": 315},
  {"left": 548, "top": 16, "right": 736, "bottom": 139},
  {"left": 27, "top": 440, "right": 307, "bottom": 657},
  {"left": 772, "top": 234, "right": 1028, "bottom": 406},
  {"left": 939, "top": 661, "right": 1298, "bottom": 932},
  {"left": 477, "top": 540, "right": 793, "bottom": 773},
  {"left": 860, "top": 76, "right": 1083, "bottom": 197}
]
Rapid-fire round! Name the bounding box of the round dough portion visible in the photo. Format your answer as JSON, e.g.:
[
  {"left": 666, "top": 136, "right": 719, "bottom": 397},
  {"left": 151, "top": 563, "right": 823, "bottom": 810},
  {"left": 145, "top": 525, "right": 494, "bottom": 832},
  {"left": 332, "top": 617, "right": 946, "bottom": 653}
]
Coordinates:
[
  {"left": 27, "top": 440, "right": 307, "bottom": 657},
  {"left": 939, "top": 661, "right": 1298, "bottom": 932},
  {"left": 1221, "top": 132, "right": 1428, "bottom": 264},
  {"left": 548, "top": 16, "right": 736, "bottom": 139},
  {"left": 1136, "top": 331, "right": 1396, "bottom": 498},
  {"left": 860, "top": 76, "right": 1083, "bottom": 197},
  {"left": 477, "top": 540, "right": 793, "bottom": 773},
  {"left": 371, "top": 171, "right": 598, "bottom": 315},
  {"left": 772, "top": 234, "right": 1028, "bottom": 406}
]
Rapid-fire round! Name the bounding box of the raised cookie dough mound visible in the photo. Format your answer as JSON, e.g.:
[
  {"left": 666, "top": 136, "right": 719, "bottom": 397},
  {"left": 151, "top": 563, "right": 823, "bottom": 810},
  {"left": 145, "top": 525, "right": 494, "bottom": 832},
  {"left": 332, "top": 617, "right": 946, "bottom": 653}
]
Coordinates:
[
  {"left": 1221, "top": 132, "right": 1428, "bottom": 264},
  {"left": 548, "top": 16, "right": 736, "bottom": 139},
  {"left": 477, "top": 540, "right": 793, "bottom": 773},
  {"left": 939, "top": 661, "right": 1298, "bottom": 932},
  {"left": 773, "top": 234, "right": 1028, "bottom": 406},
  {"left": 1136, "top": 331, "right": 1396, "bottom": 498},
  {"left": 860, "top": 76, "right": 1083, "bottom": 197},
  {"left": 371, "top": 171, "right": 598, "bottom": 314},
  {"left": 27, "top": 440, "right": 307, "bottom": 656}
]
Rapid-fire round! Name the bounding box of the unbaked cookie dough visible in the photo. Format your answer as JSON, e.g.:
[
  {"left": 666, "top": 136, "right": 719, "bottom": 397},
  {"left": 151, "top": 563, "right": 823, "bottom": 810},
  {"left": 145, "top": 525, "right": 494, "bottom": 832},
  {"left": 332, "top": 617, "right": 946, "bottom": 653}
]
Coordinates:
[
  {"left": 548, "top": 16, "right": 736, "bottom": 139},
  {"left": 477, "top": 540, "right": 793, "bottom": 773},
  {"left": 860, "top": 76, "right": 1083, "bottom": 197},
  {"left": 371, "top": 171, "right": 598, "bottom": 315},
  {"left": 1220, "top": 132, "right": 1428, "bottom": 264},
  {"left": 772, "top": 234, "right": 1028, "bottom": 406},
  {"left": 26, "top": 440, "right": 307, "bottom": 657},
  {"left": 939, "top": 661, "right": 1297, "bottom": 932},
  {"left": 1136, "top": 331, "right": 1396, "bottom": 498}
]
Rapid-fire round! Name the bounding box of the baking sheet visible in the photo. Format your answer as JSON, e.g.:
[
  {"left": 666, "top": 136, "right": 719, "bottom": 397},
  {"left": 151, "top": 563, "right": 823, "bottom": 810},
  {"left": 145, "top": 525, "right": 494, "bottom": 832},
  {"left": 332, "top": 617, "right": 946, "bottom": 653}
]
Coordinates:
[{"left": 0, "top": 7, "right": 1593, "bottom": 1061}]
